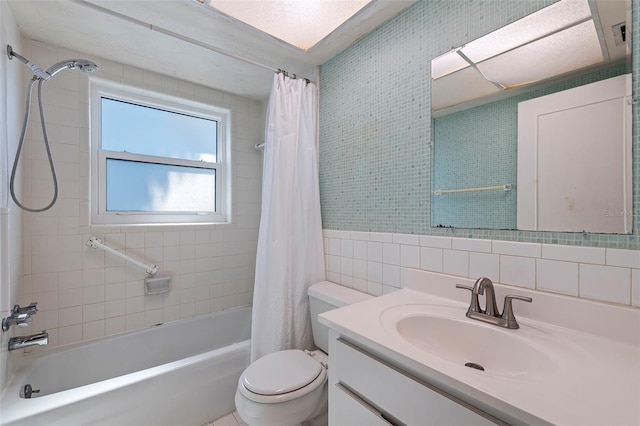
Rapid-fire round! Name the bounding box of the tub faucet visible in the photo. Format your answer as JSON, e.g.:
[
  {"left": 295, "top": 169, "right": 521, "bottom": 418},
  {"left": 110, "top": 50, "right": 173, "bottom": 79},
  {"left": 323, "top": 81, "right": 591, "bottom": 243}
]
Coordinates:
[
  {"left": 8, "top": 331, "right": 48, "bottom": 351},
  {"left": 456, "top": 277, "right": 532, "bottom": 329},
  {"left": 2, "top": 303, "right": 38, "bottom": 331}
]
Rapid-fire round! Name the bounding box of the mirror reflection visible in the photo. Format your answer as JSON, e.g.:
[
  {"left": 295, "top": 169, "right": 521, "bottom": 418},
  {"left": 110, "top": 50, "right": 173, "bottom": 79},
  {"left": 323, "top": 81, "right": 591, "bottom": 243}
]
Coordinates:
[{"left": 431, "top": 0, "right": 631, "bottom": 232}]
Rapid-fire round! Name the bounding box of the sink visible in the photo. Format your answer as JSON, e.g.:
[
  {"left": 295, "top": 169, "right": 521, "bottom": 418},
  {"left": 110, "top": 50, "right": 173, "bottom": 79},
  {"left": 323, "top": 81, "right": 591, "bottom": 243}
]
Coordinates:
[{"left": 381, "top": 304, "right": 559, "bottom": 379}]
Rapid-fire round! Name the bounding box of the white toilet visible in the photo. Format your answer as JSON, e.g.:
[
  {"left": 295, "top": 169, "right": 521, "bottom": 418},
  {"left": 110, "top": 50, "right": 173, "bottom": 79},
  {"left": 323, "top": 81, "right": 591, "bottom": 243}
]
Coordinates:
[{"left": 235, "top": 281, "right": 372, "bottom": 426}]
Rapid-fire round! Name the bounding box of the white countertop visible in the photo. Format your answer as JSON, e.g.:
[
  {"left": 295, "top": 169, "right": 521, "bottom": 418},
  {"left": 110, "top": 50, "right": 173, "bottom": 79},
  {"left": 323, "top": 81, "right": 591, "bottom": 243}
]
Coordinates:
[{"left": 319, "top": 270, "right": 640, "bottom": 426}]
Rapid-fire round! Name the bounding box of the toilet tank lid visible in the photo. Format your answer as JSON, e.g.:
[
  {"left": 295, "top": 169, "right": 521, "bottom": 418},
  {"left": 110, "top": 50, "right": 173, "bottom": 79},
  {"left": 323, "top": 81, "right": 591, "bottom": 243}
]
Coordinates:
[{"left": 308, "top": 281, "right": 373, "bottom": 308}]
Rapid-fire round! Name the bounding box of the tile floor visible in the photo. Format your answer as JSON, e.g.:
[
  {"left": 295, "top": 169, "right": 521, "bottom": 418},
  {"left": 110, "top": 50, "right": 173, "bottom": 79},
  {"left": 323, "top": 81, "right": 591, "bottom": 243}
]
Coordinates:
[{"left": 203, "top": 411, "right": 246, "bottom": 426}]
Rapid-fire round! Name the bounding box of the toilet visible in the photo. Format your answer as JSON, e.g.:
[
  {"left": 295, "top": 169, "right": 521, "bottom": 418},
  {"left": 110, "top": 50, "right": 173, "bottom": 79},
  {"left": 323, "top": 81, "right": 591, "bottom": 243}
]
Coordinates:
[{"left": 235, "top": 281, "right": 372, "bottom": 426}]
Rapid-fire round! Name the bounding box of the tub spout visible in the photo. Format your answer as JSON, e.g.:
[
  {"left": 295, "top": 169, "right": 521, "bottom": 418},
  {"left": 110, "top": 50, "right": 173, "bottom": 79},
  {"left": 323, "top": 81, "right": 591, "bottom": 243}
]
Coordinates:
[{"left": 8, "top": 331, "right": 48, "bottom": 351}]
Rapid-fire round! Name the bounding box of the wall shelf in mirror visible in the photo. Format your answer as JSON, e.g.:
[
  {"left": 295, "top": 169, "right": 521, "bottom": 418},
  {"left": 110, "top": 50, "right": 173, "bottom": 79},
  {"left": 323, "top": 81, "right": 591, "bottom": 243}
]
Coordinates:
[{"left": 434, "top": 184, "right": 512, "bottom": 196}]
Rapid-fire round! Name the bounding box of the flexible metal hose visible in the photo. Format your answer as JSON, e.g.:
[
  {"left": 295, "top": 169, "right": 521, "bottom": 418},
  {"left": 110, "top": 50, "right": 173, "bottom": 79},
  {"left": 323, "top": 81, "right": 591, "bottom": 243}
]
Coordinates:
[{"left": 9, "top": 77, "right": 59, "bottom": 212}]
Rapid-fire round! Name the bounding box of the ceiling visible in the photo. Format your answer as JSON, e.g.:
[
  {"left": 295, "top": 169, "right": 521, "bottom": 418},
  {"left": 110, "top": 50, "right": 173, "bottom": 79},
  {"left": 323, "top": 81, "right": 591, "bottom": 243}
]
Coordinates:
[
  {"left": 206, "top": 0, "right": 374, "bottom": 50},
  {"left": 7, "top": 0, "right": 417, "bottom": 100}
]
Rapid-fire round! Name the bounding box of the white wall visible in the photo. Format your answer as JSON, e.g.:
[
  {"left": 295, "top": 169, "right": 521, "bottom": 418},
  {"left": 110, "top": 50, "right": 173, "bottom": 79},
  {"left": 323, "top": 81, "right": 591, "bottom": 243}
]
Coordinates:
[
  {"left": 0, "top": 2, "right": 26, "bottom": 393},
  {"left": 14, "top": 39, "right": 263, "bottom": 349}
]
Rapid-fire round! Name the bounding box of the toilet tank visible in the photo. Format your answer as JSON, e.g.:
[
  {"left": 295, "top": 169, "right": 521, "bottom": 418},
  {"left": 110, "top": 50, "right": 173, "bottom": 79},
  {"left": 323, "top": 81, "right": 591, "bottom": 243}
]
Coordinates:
[{"left": 307, "top": 281, "right": 373, "bottom": 352}]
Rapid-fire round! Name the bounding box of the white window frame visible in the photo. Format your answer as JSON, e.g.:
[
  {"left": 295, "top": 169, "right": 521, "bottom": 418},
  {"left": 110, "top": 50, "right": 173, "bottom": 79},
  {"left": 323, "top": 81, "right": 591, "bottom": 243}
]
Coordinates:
[{"left": 89, "top": 78, "right": 231, "bottom": 225}]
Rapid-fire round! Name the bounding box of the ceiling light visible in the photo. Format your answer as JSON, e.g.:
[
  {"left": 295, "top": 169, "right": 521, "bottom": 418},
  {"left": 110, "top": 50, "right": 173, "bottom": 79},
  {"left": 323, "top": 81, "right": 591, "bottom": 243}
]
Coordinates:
[
  {"left": 476, "top": 20, "right": 603, "bottom": 88},
  {"left": 431, "top": 50, "right": 469, "bottom": 80},
  {"left": 430, "top": 0, "right": 615, "bottom": 112},
  {"left": 206, "top": 0, "right": 373, "bottom": 50},
  {"left": 460, "top": 0, "right": 592, "bottom": 63},
  {"left": 432, "top": 67, "right": 501, "bottom": 111}
]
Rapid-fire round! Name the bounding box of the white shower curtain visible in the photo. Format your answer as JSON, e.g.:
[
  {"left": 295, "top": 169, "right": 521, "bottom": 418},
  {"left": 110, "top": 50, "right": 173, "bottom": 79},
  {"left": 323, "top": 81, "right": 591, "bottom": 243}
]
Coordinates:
[{"left": 250, "top": 73, "right": 326, "bottom": 362}]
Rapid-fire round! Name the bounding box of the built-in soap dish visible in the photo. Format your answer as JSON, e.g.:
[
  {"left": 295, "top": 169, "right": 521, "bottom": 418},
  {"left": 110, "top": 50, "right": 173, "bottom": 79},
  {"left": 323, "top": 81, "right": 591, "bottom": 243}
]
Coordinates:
[{"left": 145, "top": 276, "right": 172, "bottom": 295}]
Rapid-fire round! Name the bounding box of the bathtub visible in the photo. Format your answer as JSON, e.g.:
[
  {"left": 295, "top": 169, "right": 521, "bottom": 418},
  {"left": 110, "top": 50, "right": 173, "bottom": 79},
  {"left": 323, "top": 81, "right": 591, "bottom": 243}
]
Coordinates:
[{"left": 0, "top": 307, "right": 251, "bottom": 426}]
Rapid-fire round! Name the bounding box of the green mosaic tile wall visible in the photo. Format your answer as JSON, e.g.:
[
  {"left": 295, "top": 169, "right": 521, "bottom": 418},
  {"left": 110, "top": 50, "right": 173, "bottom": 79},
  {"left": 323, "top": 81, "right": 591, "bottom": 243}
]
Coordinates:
[{"left": 320, "top": 0, "right": 640, "bottom": 249}]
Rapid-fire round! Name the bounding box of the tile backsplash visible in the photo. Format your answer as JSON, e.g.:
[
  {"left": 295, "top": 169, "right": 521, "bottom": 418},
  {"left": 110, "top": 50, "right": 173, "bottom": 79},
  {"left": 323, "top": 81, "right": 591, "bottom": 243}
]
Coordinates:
[{"left": 323, "top": 230, "right": 640, "bottom": 309}]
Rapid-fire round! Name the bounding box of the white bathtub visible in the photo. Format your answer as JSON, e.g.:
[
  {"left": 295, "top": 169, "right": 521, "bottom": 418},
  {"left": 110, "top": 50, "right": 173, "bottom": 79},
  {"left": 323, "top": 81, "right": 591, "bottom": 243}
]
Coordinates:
[{"left": 0, "top": 307, "right": 251, "bottom": 426}]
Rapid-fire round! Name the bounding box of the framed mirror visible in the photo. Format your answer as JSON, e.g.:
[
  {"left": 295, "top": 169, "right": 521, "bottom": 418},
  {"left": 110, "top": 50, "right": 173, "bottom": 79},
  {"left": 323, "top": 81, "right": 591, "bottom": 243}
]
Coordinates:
[{"left": 430, "top": 0, "right": 631, "bottom": 232}]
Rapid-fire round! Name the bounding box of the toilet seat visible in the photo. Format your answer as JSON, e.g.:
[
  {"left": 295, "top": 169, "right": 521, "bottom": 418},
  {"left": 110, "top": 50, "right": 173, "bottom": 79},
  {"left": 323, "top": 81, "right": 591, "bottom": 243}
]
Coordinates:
[{"left": 239, "top": 349, "right": 327, "bottom": 404}]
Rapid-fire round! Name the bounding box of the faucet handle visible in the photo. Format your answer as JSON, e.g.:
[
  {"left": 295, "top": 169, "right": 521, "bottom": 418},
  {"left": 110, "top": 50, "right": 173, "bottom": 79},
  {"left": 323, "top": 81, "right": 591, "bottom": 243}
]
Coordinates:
[
  {"left": 456, "top": 284, "right": 481, "bottom": 313},
  {"left": 2, "top": 303, "right": 38, "bottom": 332},
  {"left": 15, "top": 303, "right": 38, "bottom": 315},
  {"left": 501, "top": 295, "right": 532, "bottom": 329}
]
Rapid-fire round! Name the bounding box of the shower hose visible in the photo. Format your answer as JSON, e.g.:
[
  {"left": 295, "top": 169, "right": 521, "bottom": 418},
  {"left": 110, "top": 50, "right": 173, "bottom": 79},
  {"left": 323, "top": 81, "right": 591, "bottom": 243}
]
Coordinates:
[{"left": 10, "top": 77, "right": 59, "bottom": 212}]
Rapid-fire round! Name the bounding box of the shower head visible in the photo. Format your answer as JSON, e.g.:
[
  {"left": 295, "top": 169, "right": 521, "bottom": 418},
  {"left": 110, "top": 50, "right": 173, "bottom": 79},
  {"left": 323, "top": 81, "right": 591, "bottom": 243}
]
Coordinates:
[
  {"left": 75, "top": 60, "right": 99, "bottom": 73},
  {"left": 7, "top": 45, "right": 99, "bottom": 80},
  {"left": 46, "top": 59, "right": 99, "bottom": 78}
]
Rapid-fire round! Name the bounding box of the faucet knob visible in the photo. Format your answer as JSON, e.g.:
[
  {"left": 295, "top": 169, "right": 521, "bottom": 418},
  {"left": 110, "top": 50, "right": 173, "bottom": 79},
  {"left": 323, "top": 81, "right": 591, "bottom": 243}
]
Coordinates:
[
  {"left": 14, "top": 302, "right": 38, "bottom": 315},
  {"left": 2, "top": 303, "right": 38, "bottom": 332},
  {"left": 501, "top": 295, "right": 532, "bottom": 329},
  {"left": 456, "top": 284, "right": 481, "bottom": 314}
]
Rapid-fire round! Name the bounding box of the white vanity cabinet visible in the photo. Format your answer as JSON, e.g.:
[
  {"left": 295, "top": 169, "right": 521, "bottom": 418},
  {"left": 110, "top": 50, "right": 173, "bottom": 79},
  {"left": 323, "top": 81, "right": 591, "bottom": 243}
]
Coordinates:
[{"left": 328, "top": 336, "right": 503, "bottom": 426}]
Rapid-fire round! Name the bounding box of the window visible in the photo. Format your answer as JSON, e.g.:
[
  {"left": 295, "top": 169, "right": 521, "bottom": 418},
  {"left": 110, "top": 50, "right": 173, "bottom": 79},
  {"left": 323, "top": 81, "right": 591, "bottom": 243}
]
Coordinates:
[{"left": 90, "top": 79, "right": 230, "bottom": 225}]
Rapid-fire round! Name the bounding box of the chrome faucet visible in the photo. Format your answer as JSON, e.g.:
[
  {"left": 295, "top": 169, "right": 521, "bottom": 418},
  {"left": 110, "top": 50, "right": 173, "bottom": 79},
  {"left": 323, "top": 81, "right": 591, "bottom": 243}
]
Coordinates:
[
  {"left": 473, "top": 277, "right": 499, "bottom": 317},
  {"left": 8, "top": 331, "right": 48, "bottom": 351},
  {"left": 2, "top": 303, "right": 38, "bottom": 331},
  {"left": 456, "top": 277, "right": 532, "bottom": 329}
]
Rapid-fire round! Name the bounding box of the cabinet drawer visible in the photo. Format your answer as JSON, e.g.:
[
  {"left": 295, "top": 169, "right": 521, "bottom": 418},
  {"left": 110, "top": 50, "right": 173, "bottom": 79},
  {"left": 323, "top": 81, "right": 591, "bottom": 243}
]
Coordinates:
[
  {"left": 333, "top": 338, "right": 500, "bottom": 426},
  {"left": 332, "top": 383, "right": 393, "bottom": 426}
]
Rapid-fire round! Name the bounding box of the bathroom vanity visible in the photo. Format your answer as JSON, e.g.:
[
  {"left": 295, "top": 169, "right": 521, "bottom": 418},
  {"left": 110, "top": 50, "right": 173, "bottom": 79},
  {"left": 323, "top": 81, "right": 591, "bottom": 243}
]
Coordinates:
[
  {"left": 319, "top": 270, "right": 640, "bottom": 425},
  {"left": 329, "top": 337, "right": 500, "bottom": 425}
]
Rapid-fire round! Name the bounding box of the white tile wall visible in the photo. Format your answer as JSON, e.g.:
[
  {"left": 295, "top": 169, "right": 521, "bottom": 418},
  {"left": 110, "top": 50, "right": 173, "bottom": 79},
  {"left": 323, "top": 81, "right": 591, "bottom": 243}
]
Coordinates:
[
  {"left": 536, "top": 259, "right": 579, "bottom": 296},
  {"left": 1, "top": 3, "right": 26, "bottom": 394},
  {"left": 324, "top": 230, "right": 640, "bottom": 309},
  {"left": 420, "top": 247, "right": 443, "bottom": 272},
  {"left": 468, "top": 252, "right": 499, "bottom": 282},
  {"left": 542, "top": 244, "right": 605, "bottom": 265},
  {"left": 579, "top": 264, "right": 631, "bottom": 305},
  {"left": 500, "top": 255, "right": 536, "bottom": 289},
  {"left": 15, "top": 39, "right": 263, "bottom": 349},
  {"left": 632, "top": 270, "right": 640, "bottom": 307},
  {"left": 443, "top": 249, "right": 469, "bottom": 277}
]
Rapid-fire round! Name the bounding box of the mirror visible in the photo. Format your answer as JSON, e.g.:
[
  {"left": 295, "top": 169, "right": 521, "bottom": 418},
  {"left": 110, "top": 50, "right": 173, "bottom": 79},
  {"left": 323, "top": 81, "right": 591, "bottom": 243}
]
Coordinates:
[{"left": 430, "top": 0, "right": 631, "bottom": 232}]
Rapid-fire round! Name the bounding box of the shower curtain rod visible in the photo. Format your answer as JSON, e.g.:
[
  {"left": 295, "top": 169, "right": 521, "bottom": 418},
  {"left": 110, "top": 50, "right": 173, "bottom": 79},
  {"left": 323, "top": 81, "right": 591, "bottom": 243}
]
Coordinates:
[{"left": 71, "top": 0, "right": 313, "bottom": 82}]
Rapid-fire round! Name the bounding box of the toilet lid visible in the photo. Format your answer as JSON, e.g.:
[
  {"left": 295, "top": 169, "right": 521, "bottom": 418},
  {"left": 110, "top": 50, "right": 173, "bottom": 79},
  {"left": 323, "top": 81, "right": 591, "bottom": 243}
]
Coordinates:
[{"left": 242, "top": 349, "right": 322, "bottom": 396}]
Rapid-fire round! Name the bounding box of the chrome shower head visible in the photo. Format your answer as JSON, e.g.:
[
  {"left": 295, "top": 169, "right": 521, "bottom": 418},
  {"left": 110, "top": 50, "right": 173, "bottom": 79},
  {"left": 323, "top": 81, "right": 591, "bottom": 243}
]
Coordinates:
[
  {"left": 7, "top": 44, "right": 99, "bottom": 80},
  {"left": 45, "top": 59, "right": 99, "bottom": 78},
  {"left": 74, "top": 60, "right": 99, "bottom": 73}
]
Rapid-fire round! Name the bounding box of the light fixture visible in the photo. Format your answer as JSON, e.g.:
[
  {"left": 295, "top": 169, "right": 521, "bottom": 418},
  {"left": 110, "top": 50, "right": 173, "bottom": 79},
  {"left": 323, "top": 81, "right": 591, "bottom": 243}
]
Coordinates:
[
  {"left": 476, "top": 20, "right": 603, "bottom": 89},
  {"left": 459, "top": 0, "right": 592, "bottom": 65},
  {"left": 430, "top": 0, "right": 615, "bottom": 112},
  {"left": 205, "top": 0, "right": 373, "bottom": 51}
]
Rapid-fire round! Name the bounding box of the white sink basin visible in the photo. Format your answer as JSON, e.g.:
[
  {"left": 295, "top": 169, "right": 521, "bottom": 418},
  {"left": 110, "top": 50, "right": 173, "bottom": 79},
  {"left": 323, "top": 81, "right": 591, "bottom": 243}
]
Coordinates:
[{"left": 381, "top": 304, "right": 559, "bottom": 379}]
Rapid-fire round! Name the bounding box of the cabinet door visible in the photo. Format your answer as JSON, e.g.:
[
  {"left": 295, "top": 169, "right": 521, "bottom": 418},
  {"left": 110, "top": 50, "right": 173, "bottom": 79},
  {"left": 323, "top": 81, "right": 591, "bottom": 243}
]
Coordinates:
[{"left": 332, "top": 338, "right": 501, "bottom": 426}]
